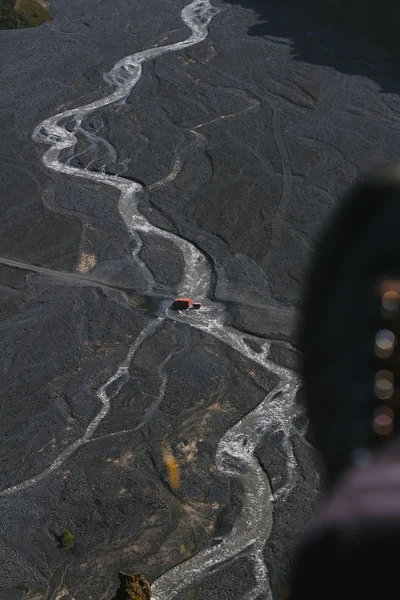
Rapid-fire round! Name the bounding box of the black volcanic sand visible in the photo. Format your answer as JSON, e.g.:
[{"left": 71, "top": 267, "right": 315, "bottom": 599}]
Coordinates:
[{"left": 2, "top": 0, "right": 400, "bottom": 598}]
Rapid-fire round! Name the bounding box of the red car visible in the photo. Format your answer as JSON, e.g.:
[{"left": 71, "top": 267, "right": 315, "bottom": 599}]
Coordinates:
[{"left": 171, "top": 297, "right": 202, "bottom": 311}]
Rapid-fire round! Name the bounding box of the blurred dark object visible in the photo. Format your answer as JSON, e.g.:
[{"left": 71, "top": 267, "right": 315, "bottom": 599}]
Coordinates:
[
  {"left": 289, "top": 167, "right": 400, "bottom": 598},
  {"left": 289, "top": 437, "right": 400, "bottom": 599},
  {"left": 299, "top": 166, "right": 400, "bottom": 485}
]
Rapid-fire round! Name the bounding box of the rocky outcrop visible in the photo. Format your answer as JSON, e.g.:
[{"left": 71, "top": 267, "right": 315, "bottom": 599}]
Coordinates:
[
  {"left": 0, "top": 0, "right": 29, "bottom": 28},
  {"left": 111, "top": 573, "right": 151, "bottom": 600},
  {"left": 0, "top": 0, "right": 52, "bottom": 29}
]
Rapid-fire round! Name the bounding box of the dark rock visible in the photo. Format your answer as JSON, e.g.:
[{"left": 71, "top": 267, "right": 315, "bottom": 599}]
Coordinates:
[
  {"left": 269, "top": 341, "right": 302, "bottom": 372},
  {"left": 111, "top": 572, "right": 151, "bottom": 600}
]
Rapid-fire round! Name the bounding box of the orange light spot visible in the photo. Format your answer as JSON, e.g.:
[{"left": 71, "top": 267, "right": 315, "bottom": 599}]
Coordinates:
[{"left": 162, "top": 442, "right": 181, "bottom": 491}]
